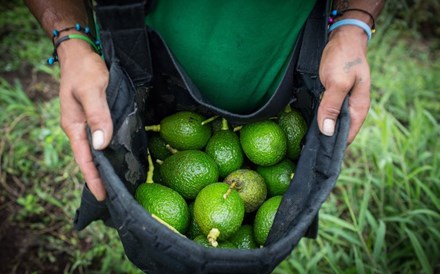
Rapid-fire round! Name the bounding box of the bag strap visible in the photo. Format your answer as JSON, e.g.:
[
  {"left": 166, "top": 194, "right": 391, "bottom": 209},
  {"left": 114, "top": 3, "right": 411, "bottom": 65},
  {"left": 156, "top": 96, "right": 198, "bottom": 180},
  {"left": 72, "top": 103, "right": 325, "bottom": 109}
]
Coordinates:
[
  {"left": 95, "top": 1, "right": 154, "bottom": 87},
  {"left": 266, "top": 0, "right": 331, "bottom": 245},
  {"left": 296, "top": 0, "right": 330, "bottom": 98}
]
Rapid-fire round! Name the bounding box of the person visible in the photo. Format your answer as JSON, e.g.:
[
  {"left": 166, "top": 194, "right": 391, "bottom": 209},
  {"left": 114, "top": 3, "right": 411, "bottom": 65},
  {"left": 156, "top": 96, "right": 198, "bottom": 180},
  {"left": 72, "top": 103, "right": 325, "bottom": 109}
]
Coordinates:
[{"left": 25, "top": 0, "right": 384, "bottom": 202}]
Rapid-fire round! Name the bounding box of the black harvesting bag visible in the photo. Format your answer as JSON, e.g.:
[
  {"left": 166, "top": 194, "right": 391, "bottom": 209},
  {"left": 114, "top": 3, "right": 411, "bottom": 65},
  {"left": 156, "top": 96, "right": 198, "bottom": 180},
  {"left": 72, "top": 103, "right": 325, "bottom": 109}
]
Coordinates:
[{"left": 73, "top": 1, "right": 350, "bottom": 273}]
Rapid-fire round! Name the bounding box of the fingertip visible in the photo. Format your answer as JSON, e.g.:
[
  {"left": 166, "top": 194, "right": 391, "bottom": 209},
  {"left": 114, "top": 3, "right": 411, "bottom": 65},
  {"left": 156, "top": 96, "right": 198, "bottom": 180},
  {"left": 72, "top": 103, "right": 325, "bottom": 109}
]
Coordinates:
[
  {"left": 92, "top": 127, "right": 113, "bottom": 151},
  {"left": 317, "top": 91, "right": 345, "bottom": 138},
  {"left": 95, "top": 190, "right": 107, "bottom": 202},
  {"left": 90, "top": 119, "right": 113, "bottom": 150},
  {"left": 87, "top": 178, "right": 107, "bottom": 201},
  {"left": 347, "top": 132, "right": 356, "bottom": 146},
  {"left": 71, "top": 138, "right": 107, "bottom": 201},
  {"left": 80, "top": 90, "right": 113, "bottom": 150}
]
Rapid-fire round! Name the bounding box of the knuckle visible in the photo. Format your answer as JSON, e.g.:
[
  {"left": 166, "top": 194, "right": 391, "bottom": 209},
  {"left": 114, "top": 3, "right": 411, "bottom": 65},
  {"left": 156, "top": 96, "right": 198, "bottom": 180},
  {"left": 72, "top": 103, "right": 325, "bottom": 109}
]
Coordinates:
[
  {"left": 365, "top": 100, "right": 371, "bottom": 110},
  {"left": 74, "top": 87, "right": 99, "bottom": 100},
  {"left": 74, "top": 80, "right": 108, "bottom": 101},
  {"left": 324, "top": 105, "right": 342, "bottom": 117},
  {"left": 76, "top": 154, "right": 93, "bottom": 169},
  {"left": 86, "top": 111, "right": 106, "bottom": 126},
  {"left": 60, "top": 116, "right": 71, "bottom": 133},
  {"left": 319, "top": 101, "right": 342, "bottom": 120},
  {"left": 357, "top": 75, "right": 371, "bottom": 87},
  {"left": 330, "top": 80, "right": 353, "bottom": 92},
  {"left": 351, "top": 95, "right": 371, "bottom": 110}
]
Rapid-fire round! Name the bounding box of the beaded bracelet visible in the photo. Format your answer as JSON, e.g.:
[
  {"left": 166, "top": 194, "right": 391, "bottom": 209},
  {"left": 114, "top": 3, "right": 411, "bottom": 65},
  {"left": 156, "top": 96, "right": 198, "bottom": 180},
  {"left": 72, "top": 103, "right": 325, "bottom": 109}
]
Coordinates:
[
  {"left": 329, "top": 9, "right": 376, "bottom": 33},
  {"left": 51, "top": 23, "right": 94, "bottom": 44},
  {"left": 47, "top": 33, "right": 102, "bottom": 65},
  {"left": 328, "top": 19, "right": 372, "bottom": 41}
]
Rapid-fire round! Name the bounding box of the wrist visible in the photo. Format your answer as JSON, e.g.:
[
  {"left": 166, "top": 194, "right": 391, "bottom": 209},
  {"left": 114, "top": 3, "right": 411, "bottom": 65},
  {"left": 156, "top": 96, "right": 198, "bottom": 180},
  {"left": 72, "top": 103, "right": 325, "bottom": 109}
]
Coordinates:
[
  {"left": 336, "top": 10, "right": 374, "bottom": 28},
  {"left": 47, "top": 22, "right": 101, "bottom": 65},
  {"left": 328, "top": 8, "right": 377, "bottom": 42},
  {"left": 328, "top": 20, "right": 371, "bottom": 42},
  {"left": 328, "top": 26, "right": 368, "bottom": 53},
  {"left": 56, "top": 35, "right": 97, "bottom": 64}
]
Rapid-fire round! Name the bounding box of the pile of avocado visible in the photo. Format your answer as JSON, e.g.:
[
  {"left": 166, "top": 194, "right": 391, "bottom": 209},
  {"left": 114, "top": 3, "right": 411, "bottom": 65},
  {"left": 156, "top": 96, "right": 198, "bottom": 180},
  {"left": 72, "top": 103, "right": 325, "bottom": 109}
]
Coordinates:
[{"left": 136, "top": 106, "right": 307, "bottom": 249}]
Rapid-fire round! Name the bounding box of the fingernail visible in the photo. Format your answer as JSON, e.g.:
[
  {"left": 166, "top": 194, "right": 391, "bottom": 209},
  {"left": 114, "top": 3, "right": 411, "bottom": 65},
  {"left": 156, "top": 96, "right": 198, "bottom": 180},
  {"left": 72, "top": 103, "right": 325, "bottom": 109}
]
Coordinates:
[
  {"left": 92, "top": 130, "right": 104, "bottom": 150},
  {"left": 322, "top": 119, "right": 335, "bottom": 136}
]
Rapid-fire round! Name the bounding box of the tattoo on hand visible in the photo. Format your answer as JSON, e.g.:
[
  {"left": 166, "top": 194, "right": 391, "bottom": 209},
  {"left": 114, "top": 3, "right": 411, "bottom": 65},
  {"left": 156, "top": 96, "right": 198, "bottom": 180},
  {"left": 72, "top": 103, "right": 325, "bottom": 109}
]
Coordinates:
[{"left": 343, "top": 58, "right": 362, "bottom": 73}]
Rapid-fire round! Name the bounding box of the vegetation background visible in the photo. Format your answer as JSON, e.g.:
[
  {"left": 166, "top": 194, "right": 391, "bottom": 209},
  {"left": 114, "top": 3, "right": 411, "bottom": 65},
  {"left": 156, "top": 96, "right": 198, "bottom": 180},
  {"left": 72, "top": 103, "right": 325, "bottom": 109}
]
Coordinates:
[{"left": 0, "top": 0, "right": 439, "bottom": 273}]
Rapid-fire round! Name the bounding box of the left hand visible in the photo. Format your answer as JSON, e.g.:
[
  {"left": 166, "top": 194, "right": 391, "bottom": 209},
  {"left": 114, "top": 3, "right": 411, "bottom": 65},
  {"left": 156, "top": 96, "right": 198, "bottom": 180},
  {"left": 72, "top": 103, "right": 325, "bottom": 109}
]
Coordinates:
[{"left": 317, "top": 25, "right": 371, "bottom": 144}]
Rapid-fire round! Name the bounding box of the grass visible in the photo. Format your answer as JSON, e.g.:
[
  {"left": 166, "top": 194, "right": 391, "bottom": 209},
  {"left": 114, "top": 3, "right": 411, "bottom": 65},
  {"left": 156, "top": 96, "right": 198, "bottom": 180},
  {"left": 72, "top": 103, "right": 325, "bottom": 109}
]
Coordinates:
[
  {"left": 274, "top": 9, "right": 440, "bottom": 274},
  {"left": 0, "top": 78, "right": 142, "bottom": 273},
  {"left": 0, "top": 1, "right": 439, "bottom": 273},
  {"left": 0, "top": 1, "right": 58, "bottom": 76}
]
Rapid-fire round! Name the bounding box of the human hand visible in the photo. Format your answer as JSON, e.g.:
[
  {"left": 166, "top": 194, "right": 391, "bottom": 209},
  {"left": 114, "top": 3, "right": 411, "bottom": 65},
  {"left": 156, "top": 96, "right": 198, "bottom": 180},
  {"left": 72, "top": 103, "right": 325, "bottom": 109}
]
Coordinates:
[
  {"left": 57, "top": 39, "right": 112, "bottom": 201},
  {"left": 318, "top": 25, "right": 371, "bottom": 144}
]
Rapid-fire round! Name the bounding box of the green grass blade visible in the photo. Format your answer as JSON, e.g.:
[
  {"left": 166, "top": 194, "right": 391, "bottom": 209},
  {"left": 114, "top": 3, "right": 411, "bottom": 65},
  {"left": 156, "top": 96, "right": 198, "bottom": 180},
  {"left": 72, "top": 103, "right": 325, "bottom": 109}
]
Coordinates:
[
  {"left": 372, "top": 220, "right": 386, "bottom": 262},
  {"left": 405, "top": 228, "right": 434, "bottom": 274},
  {"left": 354, "top": 248, "right": 366, "bottom": 274},
  {"left": 320, "top": 214, "right": 356, "bottom": 232},
  {"left": 358, "top": 181, "right": 372, "bottom": 231}
]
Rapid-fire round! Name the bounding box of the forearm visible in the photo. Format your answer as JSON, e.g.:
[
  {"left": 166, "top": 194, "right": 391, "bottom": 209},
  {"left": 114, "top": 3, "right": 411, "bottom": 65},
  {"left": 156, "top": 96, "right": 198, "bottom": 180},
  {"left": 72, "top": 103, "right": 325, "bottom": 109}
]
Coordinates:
[
  {"left": 25, "top": 0, "right": 94, "bottom": 38},
  {"left": 25, "top": 0, "right": 97, "bottom": 64},
  {"left": 333, "top": 0, "right": 385, "bottom": 27},
  {"left": 329, "top": 0, "right": 385, "bottom": 48}
]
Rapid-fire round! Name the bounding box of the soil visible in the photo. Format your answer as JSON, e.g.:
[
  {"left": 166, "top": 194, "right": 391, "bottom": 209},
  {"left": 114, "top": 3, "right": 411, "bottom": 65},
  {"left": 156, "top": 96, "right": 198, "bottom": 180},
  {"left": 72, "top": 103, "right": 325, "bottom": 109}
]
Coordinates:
[
  {"left": 0, "top": 197, "right": 72, "bottom": 274},
  {"left": 0, "top": 65, "right": 71, "bottom": 274},
  {"left": 1, "top": 63, "right": 59, "bottom": 102},
  {"left": 0, "top": 176, "right": 72, "bottom": 274}
]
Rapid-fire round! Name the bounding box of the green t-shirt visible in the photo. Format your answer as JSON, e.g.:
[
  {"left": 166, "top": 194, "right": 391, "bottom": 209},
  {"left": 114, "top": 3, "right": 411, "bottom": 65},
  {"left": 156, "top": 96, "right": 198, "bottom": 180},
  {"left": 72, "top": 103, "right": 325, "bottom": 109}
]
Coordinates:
[{"left": 146, "top": 0, "right": 317, "bottom": 114}]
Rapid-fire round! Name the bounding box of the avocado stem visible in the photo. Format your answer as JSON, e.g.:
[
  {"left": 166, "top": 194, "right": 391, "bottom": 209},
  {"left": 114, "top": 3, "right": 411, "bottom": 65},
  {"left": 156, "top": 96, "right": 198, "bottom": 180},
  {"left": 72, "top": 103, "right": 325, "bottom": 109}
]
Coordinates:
[
  {"left": 145, "top": 125, "right": 161, "bottom": 132},
  {"left": 156, "top": 159, "right": 164, "bottom": 165},
  {"left": 146, "top": 152, "right": 154, "bottom": 184},
  {"left": 201, "top": 115, "right": 219, "bottom": 125},
  {"left": 165, "top": 144, "right": 179, "bottom": 154},
  {"left": 151, "top": 214, "right": 186, "bottom": 238},
  {"left": 233, "top": 125, "right": 242, "bottom": 132},
  {"left": 223, "top": 181, "right": 237, "bottom": 199},
  {"left": 207, "top": 228, "right": 220, "bottom": 247},
  {"left": 220, "top": 118, "right": 229, "bottom": 131},
  {"left": 284, "top": 104, "right": 292, "bottom": 113}
]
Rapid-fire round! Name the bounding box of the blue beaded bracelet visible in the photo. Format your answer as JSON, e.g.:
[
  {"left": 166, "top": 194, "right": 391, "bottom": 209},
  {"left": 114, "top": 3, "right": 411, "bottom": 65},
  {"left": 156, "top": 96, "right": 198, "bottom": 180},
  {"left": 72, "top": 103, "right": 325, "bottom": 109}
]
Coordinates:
[
  {"left": 48, "top": 23, "right": 101, "bottom": 65},
  {"left": 51, "top": 23, "right": 93, "bottom": 44},
  {"left": 328, "top": 18, "right": 372, "bottom": 41},
  {"left": 47, "top": 33, "right": 102, "bottom": 65}
]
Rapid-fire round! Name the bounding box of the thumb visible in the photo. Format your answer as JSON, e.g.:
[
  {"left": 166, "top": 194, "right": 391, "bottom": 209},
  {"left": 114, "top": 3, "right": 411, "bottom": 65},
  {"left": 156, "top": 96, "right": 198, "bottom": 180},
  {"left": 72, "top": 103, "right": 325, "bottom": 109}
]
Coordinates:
[
  {"left": 78, "top": 87, "right": 113, "bottom": 150},
  {"left": 317, "top": 86, "right": 348, "bottom": 137}
]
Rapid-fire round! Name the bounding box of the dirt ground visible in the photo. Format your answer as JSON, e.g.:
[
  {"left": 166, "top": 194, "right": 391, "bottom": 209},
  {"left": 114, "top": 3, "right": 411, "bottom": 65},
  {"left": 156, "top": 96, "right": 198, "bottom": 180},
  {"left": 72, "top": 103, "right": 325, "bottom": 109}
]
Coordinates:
[
  {"left": 0, "top": 66, "right": 71, "bottom": 274},
  {"left": 0, "top": 194, "right": 73, "bottom": 273},
  {"left": 1, "top": 63, "right": 59, "bottom": 102}
]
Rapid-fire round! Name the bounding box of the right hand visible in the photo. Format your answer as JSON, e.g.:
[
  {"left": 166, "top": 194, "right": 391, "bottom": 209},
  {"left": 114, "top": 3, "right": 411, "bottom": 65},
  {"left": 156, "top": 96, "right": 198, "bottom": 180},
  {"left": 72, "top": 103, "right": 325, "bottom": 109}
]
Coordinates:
[
  {"left": 317, "top": 25, "right": 371, "bottom": 145},
  {"left": 57, "top": 38, "right": 112, "bottom": 201}
]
